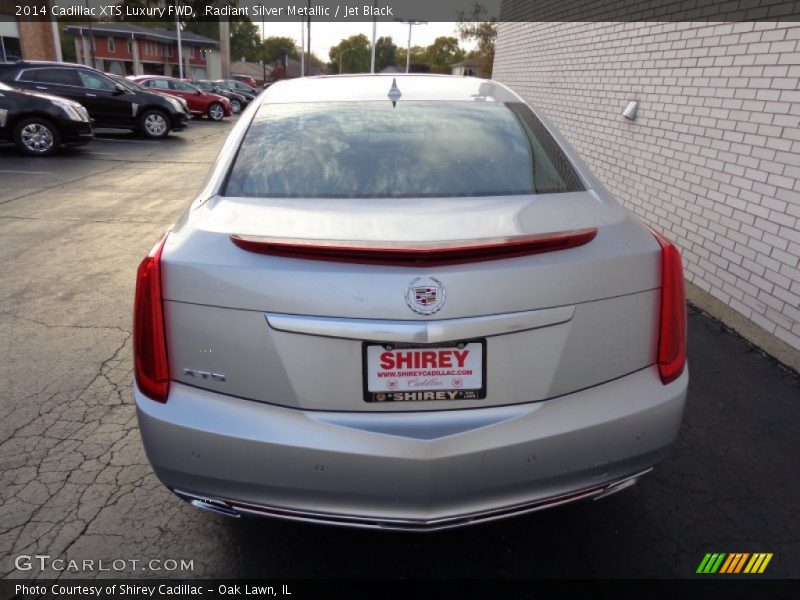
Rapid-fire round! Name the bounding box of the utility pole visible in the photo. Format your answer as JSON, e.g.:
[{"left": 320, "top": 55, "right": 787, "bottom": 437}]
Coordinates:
[
  {"left": 85, "top": 0, "right": 95, "bottom": 67},
  {"left": 396, "top": 19, "right": 426, "bottom": 73},
  {"left": 306, "top": 0, "right": 311, "bottom": 75},
  {"left": 175, "top": 0, "right": 183, "bottom": 79},
  {"left": 370, "top": 1, "right": 376, "bottom": 73},
  {"left": 49, "top": 0, "right": 62, "bottom": 62},
  {"left": 219, "top": 18, "right": 230, "bottom": 79},
  {"left": 300, "top": 18, "right": 305, "bottom": 77}
]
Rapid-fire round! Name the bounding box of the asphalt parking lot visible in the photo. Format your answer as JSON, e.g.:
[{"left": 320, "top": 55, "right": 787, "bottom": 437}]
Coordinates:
[{"left": 1, "top": 119, "right": 799, "bottom": 580}]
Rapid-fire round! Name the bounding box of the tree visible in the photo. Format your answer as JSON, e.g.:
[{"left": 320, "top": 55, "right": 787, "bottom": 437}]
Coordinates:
[
  {"left": 422, "top": 37, "right": 466, "bottom": 74},
  {"left": 395, "top": 45, "right": 425, "bottom": 71},
  {"left": 457, "top": 2, "right": 497, "bottom": 77},
  {"left": 374, "top": 36, "right": 397, "bottom": 72},
  {"left": 308, "top": 52, "right": 326, "bottom": 69},
  {"left": 183, "top": 20, "right": 220, "bottom": 41},
  {"left": 329, "top": 34, "right": 371, "bottom": 74},
  {"left": 229, "top": 18, "right": 262, "bottom": 63},
  {"left": 262, "top": 36, "right": 300, "bottom": 65}
]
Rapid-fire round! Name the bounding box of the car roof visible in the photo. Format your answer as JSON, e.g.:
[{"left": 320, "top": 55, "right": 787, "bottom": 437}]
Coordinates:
[
  {"left": 0, "top": 60, "right": 92, "bottom": 70},
  {"left": 260, "top": 74, "right": 521, "bottom": 105}
]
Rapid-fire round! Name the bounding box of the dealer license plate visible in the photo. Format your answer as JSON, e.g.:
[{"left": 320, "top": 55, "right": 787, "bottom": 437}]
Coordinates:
[{"left": 363, "top": 341, "right": 486, "bottom": 402}]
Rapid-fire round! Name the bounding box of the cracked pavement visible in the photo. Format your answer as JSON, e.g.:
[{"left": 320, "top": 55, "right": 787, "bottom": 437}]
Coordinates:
[{"left": 1, "top": 120, "right": 799, "bottom": 580}]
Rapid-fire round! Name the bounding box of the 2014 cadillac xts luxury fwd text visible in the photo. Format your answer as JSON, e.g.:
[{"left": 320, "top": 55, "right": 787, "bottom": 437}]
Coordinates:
[{"left": 133, "top": 75, "right": 688, "bottom": 530}]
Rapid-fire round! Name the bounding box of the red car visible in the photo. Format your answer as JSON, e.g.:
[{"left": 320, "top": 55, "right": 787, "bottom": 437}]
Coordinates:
[
  {"left": 232, "top": 74, "right": 257, "bottom": 88},
  {"left": 129, "top": 76, "right": 232, "bottom": 121}
]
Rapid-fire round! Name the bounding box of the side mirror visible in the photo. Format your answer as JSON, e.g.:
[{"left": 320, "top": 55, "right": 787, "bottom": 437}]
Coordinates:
[
  {"left": 195, "top": 90, "right": 203, "bottom": 96},
  {"left": 113, "top": 83, "right": 127, "bottom": 95}
]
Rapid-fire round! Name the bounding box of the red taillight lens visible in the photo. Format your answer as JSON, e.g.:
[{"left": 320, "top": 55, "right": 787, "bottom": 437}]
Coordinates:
[
  {"left": 649, "top": 226, "right": 687, "bottom": 384},
  {"left": 133, "top": 234, "right": 169, "bottom": 402}
]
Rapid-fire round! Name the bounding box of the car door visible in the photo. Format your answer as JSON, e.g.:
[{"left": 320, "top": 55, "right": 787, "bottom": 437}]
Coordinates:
[
  {"left": 76, "top": 70, "right": 135, "bottom": 128},
  {"left": 15, "top": 67, "right": 83, "bottom": 103},
  {"left": 168, "top": 80, "right": 204, "bottom": 114},
  {"left": 141, "top": 78, "right": 188, "bottom": 111}
]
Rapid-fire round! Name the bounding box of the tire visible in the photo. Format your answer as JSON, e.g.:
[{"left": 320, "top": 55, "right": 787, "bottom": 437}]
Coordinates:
[
  {"left": 207, "top": 102, "right": 225, "bottom": 121},
  {"left": 138, "top": 109, "right": 171, "bottom": 139},
  {"left": 230, "top": 98, "right": 242, "bottom": 114},
  {"left": 13, "top": 117, "right": 61, "bottom": 157}
]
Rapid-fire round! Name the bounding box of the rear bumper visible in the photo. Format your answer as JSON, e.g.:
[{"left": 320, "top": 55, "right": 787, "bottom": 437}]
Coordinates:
[{"left": 136, "top": 366, "right": 688, "bottom": 530}]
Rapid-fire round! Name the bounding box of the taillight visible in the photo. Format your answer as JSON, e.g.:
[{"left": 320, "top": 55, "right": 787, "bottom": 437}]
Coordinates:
[
  {"left": 133, "top": 234, "right": 169, "bottom": 402},
  {"left": 649, "top": 226, "right": 687, "bottom": 384}
]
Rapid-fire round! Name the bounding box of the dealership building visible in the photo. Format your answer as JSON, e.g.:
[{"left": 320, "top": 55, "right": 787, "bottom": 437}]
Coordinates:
[
  {"left": 494, "top": 20, "right": 800, "bottom": 370},
  {"left": 64, "top": 22, "right": 221, "bottom": 79}
]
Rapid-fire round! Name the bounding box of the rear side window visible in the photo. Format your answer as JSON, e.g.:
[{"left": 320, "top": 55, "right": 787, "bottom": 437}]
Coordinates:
[
  {"left": 78, "top": 71, "right": 116, "bottom": 90},
  {"left": 224, "top": 101, "right": 584, "bottom": 198},
  {"left": 20, "top": 68, "right": 81, "bottom": 86},
  {"left": 172, "top": 80, "right": 197, "bottom": 92}
]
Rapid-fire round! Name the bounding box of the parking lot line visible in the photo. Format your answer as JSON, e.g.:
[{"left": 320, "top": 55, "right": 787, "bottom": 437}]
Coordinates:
[
  {"left": 94, "top": 138, "right": 160, "bottom": 144},
  {"left": 0, "top": 169, "right": 51, "bottom": 175}
]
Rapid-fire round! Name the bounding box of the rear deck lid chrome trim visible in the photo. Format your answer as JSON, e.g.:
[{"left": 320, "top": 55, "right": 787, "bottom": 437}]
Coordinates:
[{"left": 265, "top": 306, "right": 575, "bottom": 343}]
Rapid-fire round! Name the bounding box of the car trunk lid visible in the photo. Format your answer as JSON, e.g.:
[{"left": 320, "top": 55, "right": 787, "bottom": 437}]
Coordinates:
[{"left": 160, "top": 191, "right": 661, "bottom": 411}]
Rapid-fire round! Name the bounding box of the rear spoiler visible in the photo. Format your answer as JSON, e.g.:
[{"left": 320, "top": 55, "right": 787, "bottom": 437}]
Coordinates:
[{"left": 229, "top": 228, "right": 598, "bottom": 266}]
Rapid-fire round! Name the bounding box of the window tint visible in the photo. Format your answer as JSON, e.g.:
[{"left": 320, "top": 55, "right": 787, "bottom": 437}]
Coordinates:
[
  {"left": 172, "top": 80, "right": 197, "bottom": 92},
  {"left": 224, "top": 101, "right": 584, "bottom": 199},
  {"left": 147, "top": 79, "right": 170, "bottom": 89},
  {"left": 21, "top": 68, "right": 81, "bottom": 86},
  {"left": 79, "top": 71, "right": 116, "bottom": 90}
]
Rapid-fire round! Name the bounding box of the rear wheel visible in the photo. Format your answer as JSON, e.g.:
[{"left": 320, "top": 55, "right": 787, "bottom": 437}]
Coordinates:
[
  {"left": 139, "top": 109, "right": 170, "bottom": 139},
  {"left": 207, "top": 102, "right": 225, "bottom": 121},
  {"left": 230, "top": 98, "right": 243, "bottom": 114},
  {"left": 13, "top": 117, "right": 60, "bottom": 156}
]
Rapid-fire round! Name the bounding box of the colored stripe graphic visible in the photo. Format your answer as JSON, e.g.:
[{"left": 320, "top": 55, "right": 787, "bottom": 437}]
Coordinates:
[
  {"left": 699, "top": 552, "right": 773, "bottom": 575},
  {"left": 710, "top": 553, "right": 726, "bottom": 573},
  {"left": 720, "top": 553, "right": 749, "bottom": 574},
  {"left": 734, "top": 553, "right": 750, "bottom": 573},
  {"left": 719, "top": 554, "right": 736, "bottom": 574},
  {"left": 744, "top": 553, "right": 773, "bottom": 574},
  {"left": 697, "top": 553, "right": 728, "bottom": 574},
  {"left": 696, "top": 553, "right": 714, "bottom": 573}
]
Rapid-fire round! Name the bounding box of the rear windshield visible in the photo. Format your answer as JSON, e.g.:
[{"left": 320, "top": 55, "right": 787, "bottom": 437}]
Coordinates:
[{"left": 224, "top": 101, "right": 584, "bottom": 198}]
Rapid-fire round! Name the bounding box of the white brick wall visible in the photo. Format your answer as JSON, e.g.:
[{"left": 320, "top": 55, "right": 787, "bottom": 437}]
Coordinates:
[{"left": 493, "top": 21, "right": 800, "bottom": 352}]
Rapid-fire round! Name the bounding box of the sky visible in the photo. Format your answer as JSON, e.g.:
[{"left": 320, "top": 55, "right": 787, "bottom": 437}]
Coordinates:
[{"left": 250, "top": 21, "right": 474, "bottom": 61}]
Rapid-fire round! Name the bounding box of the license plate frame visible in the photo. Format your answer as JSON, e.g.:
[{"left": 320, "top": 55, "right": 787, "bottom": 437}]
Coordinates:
[{"left": 362, "top": 340, "right": 487, "bottom": 403}]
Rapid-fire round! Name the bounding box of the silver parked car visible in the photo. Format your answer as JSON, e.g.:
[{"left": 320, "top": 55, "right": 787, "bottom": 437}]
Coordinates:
[{"left": 134, "top": 75, "right": 688, "bottom": 530}]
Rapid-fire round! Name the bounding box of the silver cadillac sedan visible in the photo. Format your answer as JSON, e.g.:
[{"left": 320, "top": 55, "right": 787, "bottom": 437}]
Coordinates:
[{"left": 134, "top": 75, "right": 688, "bottom": 530}]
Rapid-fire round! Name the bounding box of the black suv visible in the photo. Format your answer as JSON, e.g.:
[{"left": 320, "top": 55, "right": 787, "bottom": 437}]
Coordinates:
[
  {"left": 0, "top": 61, "right": 188, "bottom": 139},
  {"left": 0, "top": 80, "right": 92, "bottom": 156}
]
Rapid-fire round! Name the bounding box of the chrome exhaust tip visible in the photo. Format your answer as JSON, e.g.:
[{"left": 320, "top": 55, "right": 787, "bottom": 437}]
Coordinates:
[
  {"left": 593, "top": 467, "right": 652, "bottom": 501},
  {"left": 174, "top": 489, "right": 241, "bottom": 518}
]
